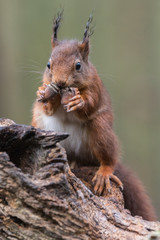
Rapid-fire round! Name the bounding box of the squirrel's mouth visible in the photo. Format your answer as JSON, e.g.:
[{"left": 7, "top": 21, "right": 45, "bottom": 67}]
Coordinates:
[{"left": 55, "top": 82, "right": 67, "bottom": 89}]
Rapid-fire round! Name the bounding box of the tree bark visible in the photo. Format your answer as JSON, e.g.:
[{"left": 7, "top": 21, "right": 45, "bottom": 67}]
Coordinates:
[{"left": 0, "top": 119, "right": 159, "bottom": 240}]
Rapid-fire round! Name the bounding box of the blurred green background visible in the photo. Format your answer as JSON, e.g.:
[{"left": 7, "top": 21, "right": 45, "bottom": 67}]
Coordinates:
[{"left": 0, "top": 0, "right": 160, "bottom": 219}]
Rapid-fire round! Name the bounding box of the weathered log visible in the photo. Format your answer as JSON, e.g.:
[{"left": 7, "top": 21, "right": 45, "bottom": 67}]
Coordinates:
[{"left": 0, "top": 119, "right": 159, "bottom": 240}]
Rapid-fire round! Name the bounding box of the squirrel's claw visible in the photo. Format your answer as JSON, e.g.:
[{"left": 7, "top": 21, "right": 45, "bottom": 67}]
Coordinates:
[
  {"left": 64, "top": 94, "right": 85, "bottom": 112},
  {"left": 93, "top": 174, "right": 111, "bottom": 195},
  {"left": 93, "top": 175, "right": 106, "bottom": 196},
  {"left": 110, "top": 173, "right": 123, "bottom": 191},
  {"left": 37, "top": 82, "right": 59, "bottom": 102},
  {"left": 37, "top": 90, "right": 45, "bottom": 102},
  {"left": 92, "top": 166, "right": 123, "bottom": 196},
  {"left": 66, "top": 101, "right": 84, "bottom": 112},
  {"left": 69, "top": 92, "right": 81, "bottom": 101}
]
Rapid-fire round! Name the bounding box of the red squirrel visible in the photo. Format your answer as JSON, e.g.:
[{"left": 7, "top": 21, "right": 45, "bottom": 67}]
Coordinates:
[{"left": 32, "top": 11, "right": 156, "bottom": 221}]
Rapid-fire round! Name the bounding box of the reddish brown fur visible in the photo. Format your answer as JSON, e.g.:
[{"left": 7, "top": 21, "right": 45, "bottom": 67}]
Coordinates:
[
  {"left": 32, "top": 18, "right": 156, "bottom": 221},
  {"left": 32, "top": 39, "right": 122, "bottom": 191}
]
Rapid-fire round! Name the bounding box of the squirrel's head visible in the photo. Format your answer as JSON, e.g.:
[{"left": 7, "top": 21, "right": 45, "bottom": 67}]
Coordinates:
[{"left": 46, "top": 11, "right": 94, "bottom": 90}]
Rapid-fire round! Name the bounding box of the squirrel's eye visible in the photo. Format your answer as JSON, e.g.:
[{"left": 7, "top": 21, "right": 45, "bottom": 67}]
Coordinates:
[
  {"left": 47, "top": 62, "right": 50, "bottom": 69},
  {"left": 75, "top": 62, "right": 81, "bottom": 71}
]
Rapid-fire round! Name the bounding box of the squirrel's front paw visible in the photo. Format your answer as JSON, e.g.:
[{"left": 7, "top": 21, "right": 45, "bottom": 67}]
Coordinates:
[
  {"left": 37, "top": 83, "right": 59, "bottom": 102},
  {"left": 92, "top": 165, "right": 123, "bottom": 196},
  {"left": 61, "top": 88, "right": 85, "bottom": 112},
  {"left": 37, "top": 86, "right": 46, "bottom": 102}
]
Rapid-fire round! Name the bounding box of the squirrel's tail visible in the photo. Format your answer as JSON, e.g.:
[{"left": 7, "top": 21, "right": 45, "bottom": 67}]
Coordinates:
[{"left": 115, "top": 162, "right": 157, "bottom": 221}]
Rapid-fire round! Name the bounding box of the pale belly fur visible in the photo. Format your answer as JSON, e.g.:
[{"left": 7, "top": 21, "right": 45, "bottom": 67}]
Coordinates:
[{"left": 40, "top": 106, "right": 90, "bottom": 163}]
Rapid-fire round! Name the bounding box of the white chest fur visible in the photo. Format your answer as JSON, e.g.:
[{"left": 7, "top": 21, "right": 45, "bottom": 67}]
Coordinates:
[{"left": 41, "top": 106, "right": 88, "bottom": 157}]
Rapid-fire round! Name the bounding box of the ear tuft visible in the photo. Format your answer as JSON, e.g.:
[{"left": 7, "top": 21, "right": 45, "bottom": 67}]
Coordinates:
[
  {"left": 51, "top": 9, "right": 64, "bottom": 48},
  {"left": 79, "top": 13, "right": 94, "bottom": 61},
  {"left": 83, "top": 14, "right": 94, "bottom": 43},
  {"left": 79, "top": 39, "right": 89, "bottom": 62}
]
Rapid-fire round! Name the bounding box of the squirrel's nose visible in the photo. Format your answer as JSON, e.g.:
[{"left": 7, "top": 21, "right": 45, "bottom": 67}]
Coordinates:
[{"left": 57, "top": 81, "right": 66, "bottom": 89}]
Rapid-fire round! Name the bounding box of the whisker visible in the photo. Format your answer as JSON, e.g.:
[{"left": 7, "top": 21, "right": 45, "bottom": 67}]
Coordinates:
[
  {"left": 32, "top": 80, "right": 43, "bottom": 88},
  {"left": 18, "top": 65, "right": 42, "bottom": 70},
  {"left": 26, "top": 59, "right": 42, "bottom": 67},
  {"left": 17, "top": 69, "right": 43, "bottom": 75},
  {"left": 18, "top": 64, "right": 44, "bottom": 71},
  {"left": 25, "top": 70, "right": 43, "bottom": 74}
]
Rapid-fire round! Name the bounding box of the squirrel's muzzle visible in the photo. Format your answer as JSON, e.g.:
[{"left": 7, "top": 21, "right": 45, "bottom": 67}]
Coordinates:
[{"left": 56, "top": 81, "right": 66, "bottom": 89}]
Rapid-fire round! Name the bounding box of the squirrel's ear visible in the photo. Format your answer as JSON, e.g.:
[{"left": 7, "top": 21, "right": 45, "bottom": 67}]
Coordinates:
[
  {"left": 51, "top": 9, "right": 63, "bottom": 48},
  {"left": 79, "top": 14, "right": 94, "bottom": 61},
  {"left": 79, "top": 38, "right": 89, "bottom": 62},
  {"left": 51, "top": 37, "right": 59, "bottom": 48}
]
